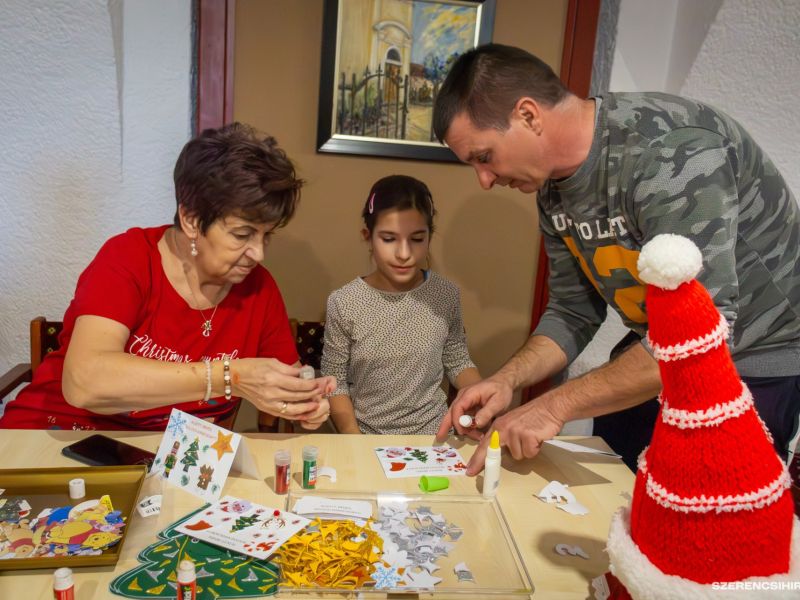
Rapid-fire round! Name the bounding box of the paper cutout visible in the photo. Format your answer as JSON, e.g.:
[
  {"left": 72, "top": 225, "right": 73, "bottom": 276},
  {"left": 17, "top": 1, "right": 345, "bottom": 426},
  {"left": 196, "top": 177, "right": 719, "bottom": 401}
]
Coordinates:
[
  {"left": 374, "top": 446, "right": 468, "bottom": 479},
  {"left": 555, "top": 543, "right": 590, "bottom": 559},
  {"left": 372, "top": 563, "right": 405, "bottom": 588},
  {"left": 277, "top": 518, "right": 382, "bottom": 589},
  {"left": 175, "top": 496, "right": 308, "bottom": 560},
  {"left": 109, "top": 505, "right": 279, "bottom": 599},
  {"left": 536, "top": 480, "right": 590, "bottom": 516},
  {"left": 151, "top": 409, "right": 260, "bottom": 502},
  {"left": 454, "top": 561, "right": 475, "bottom": 583},
  {"left": 0, "top": 496, "right": 125, "bottom": 559},
  {"left": 591, "top": 574, "right": 612, "bottom": 600},
  {"left": 136, "top": 495, "right": 162, "bottom": 519},
  {"left": 316, "top": 466, "right": 337, "bottom": 482},
  {"left": 405, "top": 568, "right": 442, "bottom": 588}
]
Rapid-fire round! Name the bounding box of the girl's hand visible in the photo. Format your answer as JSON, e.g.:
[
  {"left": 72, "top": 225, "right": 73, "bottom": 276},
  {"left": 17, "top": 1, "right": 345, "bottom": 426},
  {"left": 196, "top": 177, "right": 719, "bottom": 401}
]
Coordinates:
[{"left": 298, "top": 376, "right": 336, "bottom": 430}]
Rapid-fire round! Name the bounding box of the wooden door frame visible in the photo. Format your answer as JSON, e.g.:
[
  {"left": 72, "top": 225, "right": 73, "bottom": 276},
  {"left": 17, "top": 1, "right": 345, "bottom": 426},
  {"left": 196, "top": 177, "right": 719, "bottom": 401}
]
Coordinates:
[
  {"left": 196, "top": 0, "right": 235, "bottom": 131},
  {"left": 196, "top": 0, "right": 601, "bottom": 401}
]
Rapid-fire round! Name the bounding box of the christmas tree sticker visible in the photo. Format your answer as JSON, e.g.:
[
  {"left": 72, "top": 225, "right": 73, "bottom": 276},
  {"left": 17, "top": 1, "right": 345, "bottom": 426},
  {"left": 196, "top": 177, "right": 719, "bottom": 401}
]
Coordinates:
[
  {"left": 109, "top": 506, "right": 279, "bottom": 599},
  {"left": 181, "top": 438, "right": 200, "bottom": 472},
  {"left": 409, "top": 449, "right": 428, "bottom": 463},
  {"left": 231, "top": 514, "right": 260, "bottom": 533}
]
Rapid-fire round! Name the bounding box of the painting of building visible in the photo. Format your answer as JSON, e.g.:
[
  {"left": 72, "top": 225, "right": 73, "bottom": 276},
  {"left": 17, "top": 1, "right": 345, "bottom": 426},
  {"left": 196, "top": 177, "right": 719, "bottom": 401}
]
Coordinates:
[{"left": 333, "top": 0, "right": 481, "bottom": 142}]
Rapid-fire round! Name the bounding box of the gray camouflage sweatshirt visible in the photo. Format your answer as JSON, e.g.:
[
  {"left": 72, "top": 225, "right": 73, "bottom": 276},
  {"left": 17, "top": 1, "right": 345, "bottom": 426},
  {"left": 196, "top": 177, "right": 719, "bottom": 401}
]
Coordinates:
[{"left": 534, "top": 92, "right": 800, "bottom": 377}]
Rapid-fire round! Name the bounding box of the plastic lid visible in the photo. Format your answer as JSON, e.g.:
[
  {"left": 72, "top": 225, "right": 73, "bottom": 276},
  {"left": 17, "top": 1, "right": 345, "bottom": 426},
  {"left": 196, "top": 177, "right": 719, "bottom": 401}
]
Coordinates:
[
  {"left": 299, "top": 365, "right": 315, "bottom": 380},
  {"left": 489, "top": 430, "right": 500, "bottom": 449},
  {"left": 458, "top": 414, "right": 474, "bottom": 428},
  {"left": 177, "top": 559, "right": 196, "bottom": 584},
  {"left": 53, "top": 567, "right": 73, "bottom": 591},
  {"left": 68, "top": 478, "right": 85, "bottom": 500},
  {"left": 302, "top": 445, "right": 318, "bottom": 460},
  {"left": 274, "top": 449, "right": 291, "bottom": 465}
]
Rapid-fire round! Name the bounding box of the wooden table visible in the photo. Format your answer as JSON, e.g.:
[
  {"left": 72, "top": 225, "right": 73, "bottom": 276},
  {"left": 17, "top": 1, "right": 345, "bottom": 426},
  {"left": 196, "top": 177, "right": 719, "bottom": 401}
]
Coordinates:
[{"left": 0, "top": 430, "right": 634, "bottom": 599}]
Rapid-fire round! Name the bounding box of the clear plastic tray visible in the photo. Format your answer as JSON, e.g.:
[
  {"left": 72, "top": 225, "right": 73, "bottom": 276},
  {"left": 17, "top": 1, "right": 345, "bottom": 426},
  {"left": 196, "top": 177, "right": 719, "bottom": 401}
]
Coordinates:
[{"left": 282, "top": 490, "right": 534, "bottom": 599}]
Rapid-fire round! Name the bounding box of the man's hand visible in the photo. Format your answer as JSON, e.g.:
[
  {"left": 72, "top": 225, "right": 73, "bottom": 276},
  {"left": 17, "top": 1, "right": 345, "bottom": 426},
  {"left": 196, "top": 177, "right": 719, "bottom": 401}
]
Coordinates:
[
  {"left": 435, "top": 378, "right": 514, "bottom": 443},
  {"left": 466, "top": 398, "right": 564, "bottom": 475}
]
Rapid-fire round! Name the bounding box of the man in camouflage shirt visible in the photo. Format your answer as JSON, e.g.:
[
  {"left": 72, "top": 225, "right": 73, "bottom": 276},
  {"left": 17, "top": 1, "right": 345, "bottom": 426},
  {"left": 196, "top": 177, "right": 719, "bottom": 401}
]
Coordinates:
[{"left": 432, "top": 44, "right": 800, "bottom": 473}]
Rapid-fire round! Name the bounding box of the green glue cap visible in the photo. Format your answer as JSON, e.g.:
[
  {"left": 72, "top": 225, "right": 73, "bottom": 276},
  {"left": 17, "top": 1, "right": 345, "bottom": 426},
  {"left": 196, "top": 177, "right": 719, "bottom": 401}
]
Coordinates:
[{"left": 490, "top": 430, "right": 500, "bottom": 449}]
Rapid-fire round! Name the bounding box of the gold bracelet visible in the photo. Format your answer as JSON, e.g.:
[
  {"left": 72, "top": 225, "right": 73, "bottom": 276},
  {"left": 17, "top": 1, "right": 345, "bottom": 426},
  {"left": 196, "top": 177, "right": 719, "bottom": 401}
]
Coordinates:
[{"left": 223, "top": 357, "right": 232, "bottom": 401}]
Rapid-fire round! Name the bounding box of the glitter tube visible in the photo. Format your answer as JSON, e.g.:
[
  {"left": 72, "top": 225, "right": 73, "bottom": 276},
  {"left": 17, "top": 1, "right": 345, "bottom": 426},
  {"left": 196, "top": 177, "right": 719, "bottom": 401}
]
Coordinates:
[
  {"left": 274, "top": 449, "right": 291, "bottom": 495},
  {"left": 302, "top": 445, "right": 318, "bottom": 489}
]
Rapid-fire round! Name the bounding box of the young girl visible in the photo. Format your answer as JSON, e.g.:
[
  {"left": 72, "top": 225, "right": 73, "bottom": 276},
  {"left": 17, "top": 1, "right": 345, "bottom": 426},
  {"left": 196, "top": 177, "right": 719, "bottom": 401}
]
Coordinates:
[{"left": 321, "top": 175, "right": 481, "bottom": 434}]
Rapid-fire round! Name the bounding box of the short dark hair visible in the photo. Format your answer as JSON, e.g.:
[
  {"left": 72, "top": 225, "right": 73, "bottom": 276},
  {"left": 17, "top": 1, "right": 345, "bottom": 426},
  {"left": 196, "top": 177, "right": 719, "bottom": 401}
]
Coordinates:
[
  {"left": 433, "top": 43, "right": 569, "bottom": 142},
  {"left": 173, "top": 122, "right": 302, "bottom": 233},
  {"left": 362, "top": 175, "right": 436, "bottom": 236}
]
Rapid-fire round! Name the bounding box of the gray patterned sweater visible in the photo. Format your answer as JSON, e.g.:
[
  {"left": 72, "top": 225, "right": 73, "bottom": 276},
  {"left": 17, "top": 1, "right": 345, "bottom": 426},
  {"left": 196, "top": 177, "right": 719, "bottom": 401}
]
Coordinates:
[
  {"left": 535, "top": 92, "right": 800, "bottom": 376},
  {"left": 321, "top": 271, "right": 476, "bottom": 434}
]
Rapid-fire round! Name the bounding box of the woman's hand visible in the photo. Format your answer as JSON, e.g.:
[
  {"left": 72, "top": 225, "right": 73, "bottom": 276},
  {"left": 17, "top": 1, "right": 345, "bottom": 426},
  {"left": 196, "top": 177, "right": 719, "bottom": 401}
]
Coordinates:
[
  {"left": 231, "top": 358, "right": 333, "bottom": 420},
  {"left": 298, "top": 375, "right": 336, "bottom": 430}
]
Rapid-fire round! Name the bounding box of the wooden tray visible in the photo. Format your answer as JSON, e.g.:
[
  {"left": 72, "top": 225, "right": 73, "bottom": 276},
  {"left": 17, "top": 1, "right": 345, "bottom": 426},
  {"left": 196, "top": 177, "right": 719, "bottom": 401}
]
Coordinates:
[{"left": 0, "top": 465, "right": 146, "bottom": 570}]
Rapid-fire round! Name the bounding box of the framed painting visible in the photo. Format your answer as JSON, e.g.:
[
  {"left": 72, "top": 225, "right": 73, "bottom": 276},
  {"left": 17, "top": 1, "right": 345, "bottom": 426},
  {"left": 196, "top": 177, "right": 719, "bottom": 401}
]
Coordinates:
[{"left": 316, "top": 0, "right": 496, "bottom": 162}]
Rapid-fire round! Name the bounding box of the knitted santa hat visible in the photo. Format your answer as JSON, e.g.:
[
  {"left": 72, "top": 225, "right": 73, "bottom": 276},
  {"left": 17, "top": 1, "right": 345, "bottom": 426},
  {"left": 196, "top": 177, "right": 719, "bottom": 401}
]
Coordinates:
[{"left": 603, "top": 234, "right": 799, "bottom": 599}]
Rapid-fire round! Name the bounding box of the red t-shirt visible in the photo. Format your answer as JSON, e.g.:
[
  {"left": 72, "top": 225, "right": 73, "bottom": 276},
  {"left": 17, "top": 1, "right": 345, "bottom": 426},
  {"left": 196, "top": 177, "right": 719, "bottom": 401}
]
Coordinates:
[{"left": 0, "top": 225, "right": 298, "bottom": 430}]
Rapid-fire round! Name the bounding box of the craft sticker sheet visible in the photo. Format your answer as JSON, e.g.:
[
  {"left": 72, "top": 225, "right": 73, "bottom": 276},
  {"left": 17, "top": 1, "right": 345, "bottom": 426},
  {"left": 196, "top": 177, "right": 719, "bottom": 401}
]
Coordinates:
[
  {"left": 175, "top": 496, "right": 309, "bottom": 561},
  {"left": 151, "top": 409, "right": 242, "bottom": 501},
  {"left": 374, "top": 446, "right": 467, "bottom": 479},
  {"left": 110, "top": 504, "right": 279, "bottom": 599}
]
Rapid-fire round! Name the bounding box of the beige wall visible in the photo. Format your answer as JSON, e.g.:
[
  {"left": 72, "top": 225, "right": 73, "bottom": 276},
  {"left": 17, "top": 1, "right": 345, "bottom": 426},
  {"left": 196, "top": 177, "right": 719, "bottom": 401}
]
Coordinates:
[{"left": 233, "top": 0, "right": 567, "bottom": 380}]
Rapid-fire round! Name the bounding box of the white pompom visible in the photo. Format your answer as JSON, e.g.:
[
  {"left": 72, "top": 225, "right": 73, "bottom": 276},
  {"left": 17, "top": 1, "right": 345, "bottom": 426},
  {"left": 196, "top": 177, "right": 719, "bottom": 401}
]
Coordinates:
[{"left": 637, "top": 234, "right": 702, "bottom": 290}]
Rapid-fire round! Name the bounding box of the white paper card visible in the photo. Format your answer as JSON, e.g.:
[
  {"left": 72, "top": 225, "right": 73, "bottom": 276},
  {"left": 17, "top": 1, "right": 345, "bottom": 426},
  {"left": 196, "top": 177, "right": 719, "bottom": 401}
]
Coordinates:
[
  {"left": 292, "top": 496, "right": 373, "bottom": 520},
  {"left": 374, "top": 446, "right": 467, "bottom": 479},
  {"left": 151, "top": 409, "right": 257, "bottom": 502},
  {"left": 176, "top": 496, "right": 309, "bottom": 560}
]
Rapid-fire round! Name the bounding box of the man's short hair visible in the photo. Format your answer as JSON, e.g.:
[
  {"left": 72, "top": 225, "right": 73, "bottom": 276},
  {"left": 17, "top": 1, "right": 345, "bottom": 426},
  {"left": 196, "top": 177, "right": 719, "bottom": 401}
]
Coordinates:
[{"left": 433, "top": 43, "right": 569, "bottom": 142}]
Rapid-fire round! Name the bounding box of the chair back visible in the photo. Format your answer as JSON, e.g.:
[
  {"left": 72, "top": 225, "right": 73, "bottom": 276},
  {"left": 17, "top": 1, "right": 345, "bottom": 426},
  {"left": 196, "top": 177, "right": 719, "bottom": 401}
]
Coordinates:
[
  {"left": 293, "top": 319, "right": 325, "bottom": 370},
  {"left": 30, "top": 316, "right": 64, "bottom": 373}
]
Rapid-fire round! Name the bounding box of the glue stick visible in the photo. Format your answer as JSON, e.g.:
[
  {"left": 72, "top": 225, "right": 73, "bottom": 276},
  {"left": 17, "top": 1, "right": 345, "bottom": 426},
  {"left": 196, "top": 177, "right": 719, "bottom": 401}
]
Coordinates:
[
  {"left": 482, "top": 431, "right": 501, "bottom": 498},
  {"left": 176, "top": 560, "right": 197, "bottom": 600},
  {"left": 53, "top": 567, "right": 74, "bottom": 600}
]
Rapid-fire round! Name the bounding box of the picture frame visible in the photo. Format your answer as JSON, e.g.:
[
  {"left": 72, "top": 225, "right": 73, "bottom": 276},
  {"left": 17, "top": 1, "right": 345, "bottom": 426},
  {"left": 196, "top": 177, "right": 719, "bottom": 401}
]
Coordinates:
[{"left": 316, "top": 0, "right": 496, "bottom": 162}]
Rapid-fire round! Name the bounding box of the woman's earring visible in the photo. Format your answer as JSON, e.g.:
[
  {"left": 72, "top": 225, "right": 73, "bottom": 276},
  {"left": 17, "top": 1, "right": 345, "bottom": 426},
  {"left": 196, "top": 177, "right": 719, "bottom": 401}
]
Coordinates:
[{"left": 190, "top": 239, "right": 198, "bottom": 257}]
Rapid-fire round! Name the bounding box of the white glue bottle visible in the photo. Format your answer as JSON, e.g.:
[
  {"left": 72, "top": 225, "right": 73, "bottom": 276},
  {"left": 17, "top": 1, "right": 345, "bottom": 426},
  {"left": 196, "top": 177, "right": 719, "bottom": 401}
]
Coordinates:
[
  {"left": 482, "top": 430, "right": 501, "bottom": 498},
  {"left": 176, "top": 560, "right": 197, "bottom": 600},
  {"left": 53, "top": 567, "right": 75, "bottom": 600}
]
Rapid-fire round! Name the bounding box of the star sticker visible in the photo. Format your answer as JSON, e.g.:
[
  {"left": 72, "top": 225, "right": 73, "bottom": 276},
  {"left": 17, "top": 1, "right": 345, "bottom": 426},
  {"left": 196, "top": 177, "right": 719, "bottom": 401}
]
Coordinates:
[
  {"left": 405, "top": 568, "right": 442, "bottom": 589},
  {"left": 210, "top": 430, "right": 234, "bottom": 460}
]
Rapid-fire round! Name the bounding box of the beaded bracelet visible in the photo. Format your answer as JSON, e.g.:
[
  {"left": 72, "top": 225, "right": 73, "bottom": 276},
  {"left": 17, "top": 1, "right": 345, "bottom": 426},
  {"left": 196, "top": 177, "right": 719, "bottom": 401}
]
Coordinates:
[
  {"left": 223, "top": 356, "right": 232, "bottom": 401},
  {"left": 203, "top": 358, "right": 212, "bottom": 402}
]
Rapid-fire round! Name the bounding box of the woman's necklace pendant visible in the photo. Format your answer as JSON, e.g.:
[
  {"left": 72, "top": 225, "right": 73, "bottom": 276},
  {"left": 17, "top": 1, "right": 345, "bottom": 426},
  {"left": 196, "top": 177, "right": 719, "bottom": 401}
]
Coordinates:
[{"left": 202, "top": 320, "right": 212, "bottom": 337}]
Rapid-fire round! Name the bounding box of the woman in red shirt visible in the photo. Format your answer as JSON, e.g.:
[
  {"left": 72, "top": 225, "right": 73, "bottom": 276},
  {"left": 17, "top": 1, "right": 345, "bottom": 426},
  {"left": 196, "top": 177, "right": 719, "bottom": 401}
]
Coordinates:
[{"left": 1, "top": 123, "right": 332, "bottom": 431}]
